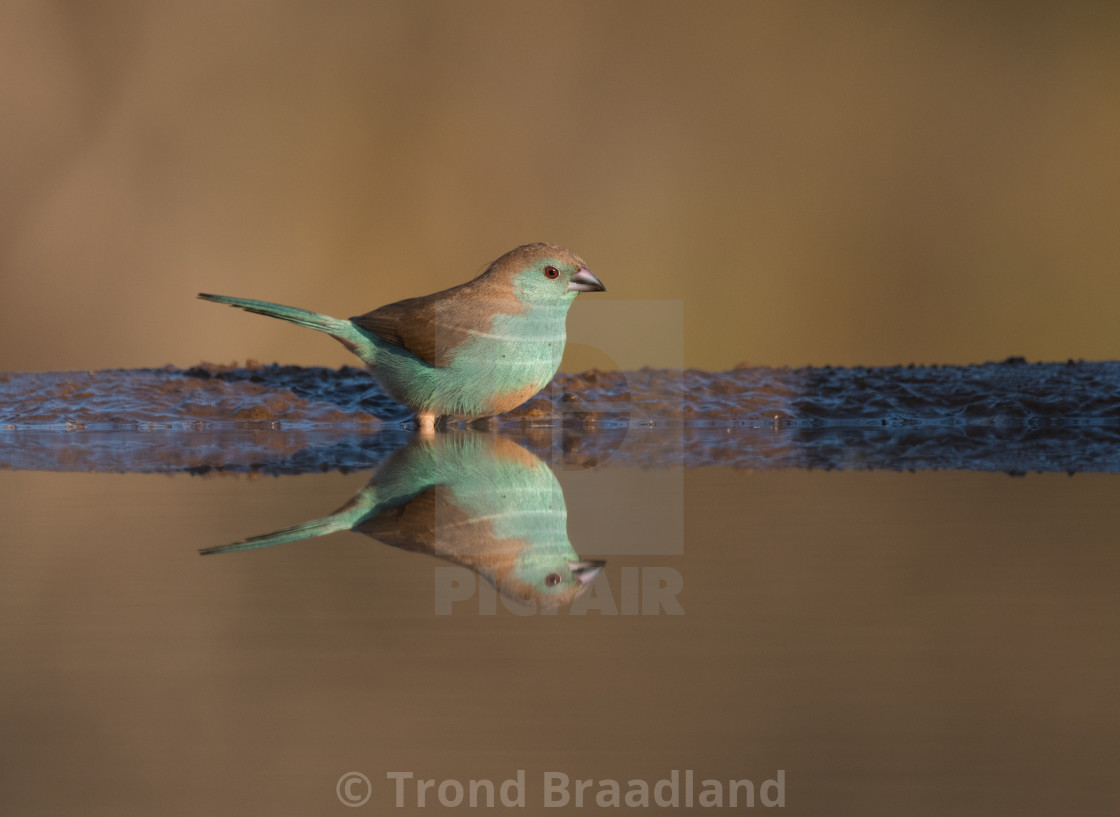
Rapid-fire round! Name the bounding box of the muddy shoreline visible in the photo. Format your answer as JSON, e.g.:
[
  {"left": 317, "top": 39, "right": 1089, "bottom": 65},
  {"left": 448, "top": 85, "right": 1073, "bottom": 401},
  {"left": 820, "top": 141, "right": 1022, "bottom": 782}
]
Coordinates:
[
  {"left": 3, "top": 357, "right": 1119, "bottom": 430},
  {"left": 3, "top": 359, "right": 1120, "bottom": 474}
]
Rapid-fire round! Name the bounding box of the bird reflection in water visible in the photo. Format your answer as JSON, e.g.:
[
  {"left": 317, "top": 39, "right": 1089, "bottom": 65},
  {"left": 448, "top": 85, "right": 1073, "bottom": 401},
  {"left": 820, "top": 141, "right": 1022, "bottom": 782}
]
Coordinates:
[{"left": 201, "top": 432, "right": 605, "bottom": 611}]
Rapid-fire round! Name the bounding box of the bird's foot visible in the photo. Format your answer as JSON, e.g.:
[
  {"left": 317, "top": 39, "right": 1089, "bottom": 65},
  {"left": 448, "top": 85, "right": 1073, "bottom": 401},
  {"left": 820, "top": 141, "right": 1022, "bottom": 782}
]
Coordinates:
[{"left": 415, "top": 412, "right": 437, "bottom": 437}]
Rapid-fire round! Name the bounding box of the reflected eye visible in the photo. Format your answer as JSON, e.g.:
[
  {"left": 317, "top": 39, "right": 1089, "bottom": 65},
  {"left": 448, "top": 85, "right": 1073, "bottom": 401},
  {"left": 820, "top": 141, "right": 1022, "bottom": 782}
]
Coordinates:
[
  {"left": 544, "top": 266, "right": 560, "bottom": 279},
  {"left": 545, "top": 573, "right": 562, "bottom": 587}
]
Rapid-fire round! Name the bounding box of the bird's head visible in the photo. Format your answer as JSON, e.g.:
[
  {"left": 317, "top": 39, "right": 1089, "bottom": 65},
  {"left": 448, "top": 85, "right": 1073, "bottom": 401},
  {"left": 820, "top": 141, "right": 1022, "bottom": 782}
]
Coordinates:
[
  {"left": 501, "top": 557, "right": 607, "bottom": 610},
  {"left": 485, "top": 243, "right": 605, "bottom": 306}
]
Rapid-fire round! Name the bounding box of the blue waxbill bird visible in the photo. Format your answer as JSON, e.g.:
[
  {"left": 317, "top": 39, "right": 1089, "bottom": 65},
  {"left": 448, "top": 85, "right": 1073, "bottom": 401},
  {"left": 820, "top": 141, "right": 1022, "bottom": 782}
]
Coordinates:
[
  {"left": 199, "top": 243, "right": 605, "bottom": 433},
  {"left": 199, "top": 432, "right": 606, "bottom": 610}
]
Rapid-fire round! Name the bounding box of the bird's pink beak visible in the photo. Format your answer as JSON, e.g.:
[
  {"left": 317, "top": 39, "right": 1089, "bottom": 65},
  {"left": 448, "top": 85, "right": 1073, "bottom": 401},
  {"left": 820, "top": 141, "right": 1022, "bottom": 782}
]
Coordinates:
[
  {"left": 570, "top": 560, "right": 606, "bottom": 585},
  {"left": 567, "top": 268, "right": 606, "bottom": 292}
]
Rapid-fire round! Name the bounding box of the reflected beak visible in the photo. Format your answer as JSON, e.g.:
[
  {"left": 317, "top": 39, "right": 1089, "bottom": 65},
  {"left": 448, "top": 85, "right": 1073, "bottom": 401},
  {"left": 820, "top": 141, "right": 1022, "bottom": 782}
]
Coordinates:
[
  {"left": 569, "top": 559, "right": 607, "bottom": 585},
  {"left": 567, "top": 267, "right": 606, "bottom": 292}
]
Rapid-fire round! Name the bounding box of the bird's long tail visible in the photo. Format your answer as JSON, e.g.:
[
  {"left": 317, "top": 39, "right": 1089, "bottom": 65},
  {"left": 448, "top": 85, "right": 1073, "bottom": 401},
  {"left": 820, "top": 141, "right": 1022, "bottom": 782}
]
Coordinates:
[
  {"left": 199, "top": 487, "right": 378, "bottom": 556},
  {"left": 200, "top": 511, "right": 355, "bottom": 556},
  {"left": 198, "top": 293, "right": 363, "bottom": 348}
]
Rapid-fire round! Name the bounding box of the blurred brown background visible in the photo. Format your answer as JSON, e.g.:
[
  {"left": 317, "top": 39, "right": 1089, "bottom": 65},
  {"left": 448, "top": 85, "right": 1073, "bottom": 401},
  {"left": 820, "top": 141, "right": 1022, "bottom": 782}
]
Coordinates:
[{"left": 3, "top": 0, "right": 1120, "bottom": 373}]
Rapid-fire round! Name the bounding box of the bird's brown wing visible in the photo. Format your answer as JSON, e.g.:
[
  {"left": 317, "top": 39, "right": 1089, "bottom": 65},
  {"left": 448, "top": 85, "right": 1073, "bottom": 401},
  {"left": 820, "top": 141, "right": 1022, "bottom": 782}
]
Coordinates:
[
  {"left": 354, "top": 487, "right": 438, "bottom": 553},
  {"left": 351, "top": 285, "right": 514, "bottom": 368},
  {"left": 355, "top": 485, "right": 520, "bottom": 565},
  {"left": 352, "top": 296, "right": 445, "bottom": 366}
]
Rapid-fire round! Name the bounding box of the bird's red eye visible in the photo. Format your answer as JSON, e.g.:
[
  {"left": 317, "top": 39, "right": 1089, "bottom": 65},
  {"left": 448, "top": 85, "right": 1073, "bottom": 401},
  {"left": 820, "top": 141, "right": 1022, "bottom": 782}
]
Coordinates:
[
  {"left": 544, "top": 266, "right": 560, "bottom": 279},
  {"left": 545, "top": 573, "right": 561, "bottom": 587}
]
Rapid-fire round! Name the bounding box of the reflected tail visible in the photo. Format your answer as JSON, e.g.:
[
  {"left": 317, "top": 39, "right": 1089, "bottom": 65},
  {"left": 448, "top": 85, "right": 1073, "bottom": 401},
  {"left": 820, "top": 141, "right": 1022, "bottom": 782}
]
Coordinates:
[{"left": 200, "top": 512, "right": 355, "bottom": 555}]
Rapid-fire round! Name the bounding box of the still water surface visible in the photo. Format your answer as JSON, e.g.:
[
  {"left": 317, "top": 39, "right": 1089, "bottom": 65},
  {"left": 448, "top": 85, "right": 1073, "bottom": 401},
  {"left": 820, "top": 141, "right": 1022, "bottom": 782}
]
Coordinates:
[{"left": 2, "top": 423, "right": 1118, "bottom": 816}]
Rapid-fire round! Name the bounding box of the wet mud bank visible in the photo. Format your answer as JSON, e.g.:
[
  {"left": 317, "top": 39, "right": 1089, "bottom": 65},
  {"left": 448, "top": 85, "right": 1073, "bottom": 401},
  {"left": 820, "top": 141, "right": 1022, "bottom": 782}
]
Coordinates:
[{"left": 2, "top": 358, "right": 1119, "bottom": 474}]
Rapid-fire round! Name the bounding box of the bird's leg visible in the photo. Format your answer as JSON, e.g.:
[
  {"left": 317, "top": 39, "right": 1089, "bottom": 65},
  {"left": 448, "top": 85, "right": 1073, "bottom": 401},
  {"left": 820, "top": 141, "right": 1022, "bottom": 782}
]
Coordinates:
[{"left": 415, "top": 412, "right": 437, "bottom": 436}]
